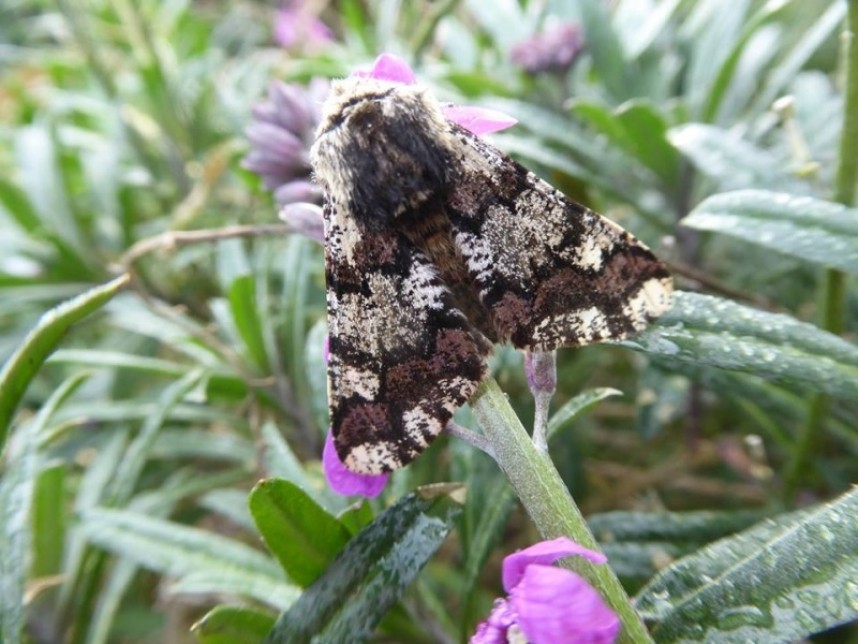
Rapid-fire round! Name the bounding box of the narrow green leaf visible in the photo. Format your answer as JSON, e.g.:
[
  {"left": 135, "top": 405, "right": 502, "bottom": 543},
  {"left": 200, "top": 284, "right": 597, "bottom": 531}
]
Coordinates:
[
  {"left": 81, "top": 507, "right": 297, "bottom": 609},
  {"left": 0, "top": 274, "right": 129, "bottom": 452},
  {"left": 578, "top": 0, "right": 636, "bottom": 100},
  {"left": 48, "top": 348, "right": 188, "bottom": 377},
  {"left": 568, "top": 100, "right": 632, "bottom": 150},
  {"left": 684, "top": 0, "right": 751, "bottom": 115},
  {"left": 228, "top": 274, "right": 269, "bottom": 371},
  {"left": 0, "top": 178, "right": 42, "bottom": 232},
  {"left": 589, "top": 509, "right": 769, "bottom": 544},
  {"left": 260, "top": 422, "right": 345, "bottom": 513},
  {"left": 199, "top": 489, "right": 256, "bottom": 531},
  {"left": 548, "top": 387, "right": 622, "bottom": 440},
  {"left": 701, "top": 0, "right": 789, "bottom": 122},
  {"left": 32, "top": 463, "right": 67, "bottom": 577},
  {"left": 248, "top": 478, "right": 352, "bottom": 587},
  {"left": 626, "top": 291, "right": 858, "bottom": 400},
  {"left": 193, "top": 605, "right": 276, "bottom": 644},
  {"left": 615, "top": 101, "right": 680, "bottom": 188},
  {"left": 264, "top": 485, "right": 464, "bottom": 643},
  {"left": 682, "top": 190, "right": 858, "bottom": 275},
  {"left": 82, "top": 507, "right": 279, "bottom": 577},
  {"left": 668, "top": 124, "right": 795, "bottom": 192},
  {"left": 636, "top": 489, "right": 858, "bottom": 642},
  {"left": 1, "top": 372, "right": 89, "bottom": 644},
  {"left": 749, "top": 1, "right": 847, "bottom": 118},
  {"left": 106, "top": 370, "right": 204, "bottom": 505}
]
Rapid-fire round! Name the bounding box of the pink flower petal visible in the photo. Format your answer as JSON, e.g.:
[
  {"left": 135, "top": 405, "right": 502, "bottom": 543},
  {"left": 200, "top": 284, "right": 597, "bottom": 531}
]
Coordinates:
[
  {"left": 351, "top": 53, "right": 417, "bottom": 84},
  {"left": 502, "top": 536, "right": 606, "bottom": 592},
  {"left": 510, "top": 565, "right": 619, "bottom": 644},
  {"left": 469, "top": 598, "right": 516, "bottom": 644},
  {"left": 442, "top": 105, "right": 518, "bottom": 135},
  {"left": 322, "top": 429, "right": 389, "bottom": 497}
]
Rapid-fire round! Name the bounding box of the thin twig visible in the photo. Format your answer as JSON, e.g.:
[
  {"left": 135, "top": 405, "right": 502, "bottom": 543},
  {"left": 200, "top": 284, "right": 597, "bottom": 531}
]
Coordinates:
[
  {"left": 118, "top": 224, "right": 291, "bottom": 269},
  {"left": 667, "top": 258, "right": 781, "bottom": 311}
]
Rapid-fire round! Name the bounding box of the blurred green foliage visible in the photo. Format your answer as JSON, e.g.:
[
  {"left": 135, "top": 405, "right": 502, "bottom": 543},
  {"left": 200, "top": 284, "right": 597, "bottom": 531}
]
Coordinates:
[{"left": 1, "top": 0, "right": 857, "bottom": 642}]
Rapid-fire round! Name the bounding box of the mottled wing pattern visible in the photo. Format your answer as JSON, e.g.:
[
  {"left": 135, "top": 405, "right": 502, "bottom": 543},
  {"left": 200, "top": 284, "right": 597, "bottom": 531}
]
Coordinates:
[
  {"left": 324, "top": 200, "right": 490, "bottom": 474},
  {"left": 446, "top": 125, "right": 673, "bottom": 351}
]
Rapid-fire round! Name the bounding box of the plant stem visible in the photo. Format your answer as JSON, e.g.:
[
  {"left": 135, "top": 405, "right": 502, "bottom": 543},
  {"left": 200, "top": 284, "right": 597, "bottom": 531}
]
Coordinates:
[
  {"left": 471, "top": 378, "right": 653, "bottom": 644},
  {"left": 785, "top": 1, "right": 857, "bottom": 500}
]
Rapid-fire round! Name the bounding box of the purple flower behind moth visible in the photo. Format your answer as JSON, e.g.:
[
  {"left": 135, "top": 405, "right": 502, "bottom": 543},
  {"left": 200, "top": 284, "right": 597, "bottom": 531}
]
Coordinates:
[
  {"left": 243, "top": 79, "right": 328, "bottom": 207},
  {"left": 510, "top": 22, "right": 584, "bottom": 75},
  {"left": 311, "top": 54, "right": 673, "bottom": 475}
]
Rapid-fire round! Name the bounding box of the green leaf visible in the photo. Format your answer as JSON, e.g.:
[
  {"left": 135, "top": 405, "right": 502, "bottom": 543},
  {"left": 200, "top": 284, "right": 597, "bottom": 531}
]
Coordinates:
[
  {"left": 668, "top": 124, "right": 795, "bottom": 192},
  {"left": 32, "top": 463, "right": 67, "bottom": 577},
  {"left": 700, "top": 0, "right": 789, "bottom": 123},
  {"left": 249, "top": 478, "right": 352, "bottom": 587},
  {"left": 590, "top": 509, "right": 767, "bottom": 583},
  {"left": 682, "top": 190, "right": 858, "bottom": 275},
  {"left": 81, "top": 507, "right": 298, "bottom": 609},
  {"left": 264, "top": 485, "right": 464, "bottom": 643},
  {"left": 0, "top": 178, "right": 42, "bottom": 232},
  {"left": 548, "top": 387, "right": 622, "bottom": 441},
  {"left": 0, "top": 275, "right": 129, "bottom": 452},
  {"left": 193, "top": 605, "right": 276, "bottom": 644},
  {"left": 589, "top": 509, "right": 769, "bottom": 544},
  {"left": 635, "top": 488, "right": 858, "bottom": 642},
  {"left": 578, "top": 0, "right": 636, "bottom": 100},
  {"left": 615, "top": 100, "right": 680, "bottom": 188},
  {"left": 683, "top": 0, "right": 752, "bottom": 115},
  {"left": 106, "top": 370, "right": 205, "bottom": 505},
  {"left": 1, "top": 372, "right": 89, "bottom": 644},
  {"left": 749, "top": 1, "right": 847, "bottom": 118},
  {"left": 228, "top": 274, "right": 269, "bottom": 371},
  {"left": 626, "top": 291, "right": 858, "bottom": 400}
]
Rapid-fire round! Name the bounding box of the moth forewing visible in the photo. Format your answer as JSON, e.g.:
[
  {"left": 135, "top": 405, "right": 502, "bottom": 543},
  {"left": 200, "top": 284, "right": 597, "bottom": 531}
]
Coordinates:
[{"left": 310, "top": 77, "right": 672, "bottom": 474}]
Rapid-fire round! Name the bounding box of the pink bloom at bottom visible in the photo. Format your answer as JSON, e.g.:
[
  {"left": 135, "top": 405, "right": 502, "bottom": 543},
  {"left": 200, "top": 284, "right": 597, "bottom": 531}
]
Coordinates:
[
  {"left": 322, "top": 429, "right": 388, "bottom": 498},
  {"left": 472, "top": 537, "right": 620, "bottom": 644}
]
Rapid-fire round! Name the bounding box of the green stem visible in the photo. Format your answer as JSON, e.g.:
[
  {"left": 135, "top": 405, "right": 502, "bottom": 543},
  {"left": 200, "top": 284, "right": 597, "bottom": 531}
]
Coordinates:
[
  {"left": 785, "top": 0, "right": 857, "bottom": 500},
  {"left": 471, "top": 379, "right": 653, "bottom": 644}
]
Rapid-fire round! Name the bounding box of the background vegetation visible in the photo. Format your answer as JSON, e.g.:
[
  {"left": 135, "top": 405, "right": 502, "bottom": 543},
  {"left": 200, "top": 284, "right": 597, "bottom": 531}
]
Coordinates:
[{"left": 1, "top": 0, "right": 857, "bottom": 642}]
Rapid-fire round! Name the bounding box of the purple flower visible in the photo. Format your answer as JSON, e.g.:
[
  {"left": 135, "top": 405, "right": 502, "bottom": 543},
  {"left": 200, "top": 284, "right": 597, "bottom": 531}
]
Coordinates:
[
  {"left": 510, "top": 23, "right": 584, "bottom": 75},
  {"left": 320, "top": 334, "right": 388, "bottom": 497},
  {"left": 472, "top": 537, "right": 620, "bottom": 644},
  {"left": 242, "top": 79, "right": 328, "bottom": 206},
  {"left": 356, "top": 53, "right": 518, "bottom": 135},
  {"left": 323, "top": 428, "right": 389, "bottom": 498},
  {"left": 274, "top": 2, "right": 333, "bottom": 52}
]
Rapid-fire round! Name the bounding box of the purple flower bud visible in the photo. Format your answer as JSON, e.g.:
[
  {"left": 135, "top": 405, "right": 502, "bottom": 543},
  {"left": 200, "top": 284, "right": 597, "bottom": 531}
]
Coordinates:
[
  {"left": 510, "top": 23, "right": 584, "bottom": 75},
  {"left": 278, "top": 202, "right": 325, "bottom": 244},
  {"left": 274, "top": 180, "right": 324, "bottom": 206},
  {"left": 523, "top": 351, "right": 556, "bottom": 398},
  {"left": 243, "top": 79, "right": 328, "bottom": 207}
]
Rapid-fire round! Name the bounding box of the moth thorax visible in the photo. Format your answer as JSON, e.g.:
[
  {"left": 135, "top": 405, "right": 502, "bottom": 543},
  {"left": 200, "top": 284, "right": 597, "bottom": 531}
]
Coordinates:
[{"left": 313, "top": 81, "right": 456, "bottom": 232}]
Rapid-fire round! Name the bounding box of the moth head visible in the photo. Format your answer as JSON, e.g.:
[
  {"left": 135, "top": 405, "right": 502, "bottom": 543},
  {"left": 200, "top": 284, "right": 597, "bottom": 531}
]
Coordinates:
[{"left": 310, "top": 77, "right": 456, "bottom": 230}]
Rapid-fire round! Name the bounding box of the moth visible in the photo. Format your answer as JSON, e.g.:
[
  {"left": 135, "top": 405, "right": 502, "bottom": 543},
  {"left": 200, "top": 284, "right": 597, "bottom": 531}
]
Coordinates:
[{"left": 310, "top": 77, "right": 673, "bottom": 474}]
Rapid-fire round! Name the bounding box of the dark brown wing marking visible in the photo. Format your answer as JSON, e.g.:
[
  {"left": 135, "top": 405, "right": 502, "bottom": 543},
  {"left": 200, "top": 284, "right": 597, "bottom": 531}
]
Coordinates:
[
  {"left": 324, "top": 200, "right": 490, "bottom": 474},
  {"left": 445, "top": 125, "right": 673, "bottom": 351}
]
